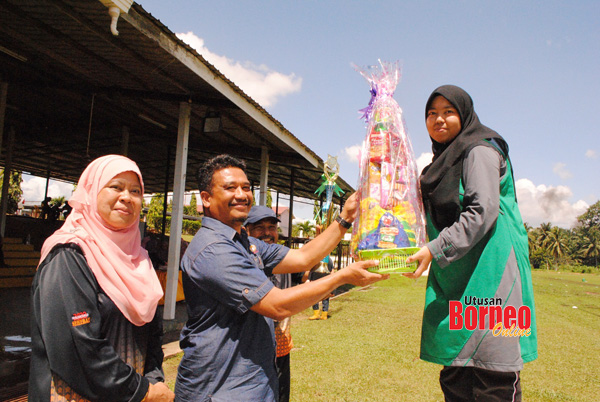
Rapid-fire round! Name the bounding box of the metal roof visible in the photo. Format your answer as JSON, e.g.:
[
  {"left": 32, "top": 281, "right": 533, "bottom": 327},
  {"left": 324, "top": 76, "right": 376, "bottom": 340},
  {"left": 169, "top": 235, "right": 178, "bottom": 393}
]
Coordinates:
[{"left": 0, "top": 0, "right": 354, "bottom": 201}]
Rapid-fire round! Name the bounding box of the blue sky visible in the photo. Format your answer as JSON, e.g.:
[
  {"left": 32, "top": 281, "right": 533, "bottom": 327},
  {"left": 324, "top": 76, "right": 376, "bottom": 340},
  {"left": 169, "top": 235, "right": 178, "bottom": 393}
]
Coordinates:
[{"left": 22, "top": 1, "right": 600, "bottom": 228}]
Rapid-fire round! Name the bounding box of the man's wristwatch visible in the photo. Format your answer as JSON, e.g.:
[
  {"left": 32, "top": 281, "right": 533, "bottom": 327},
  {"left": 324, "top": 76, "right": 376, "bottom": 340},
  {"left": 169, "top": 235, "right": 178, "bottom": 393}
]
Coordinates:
[{"left": 335, "top": 215, "right": 352, "bottom": 229}]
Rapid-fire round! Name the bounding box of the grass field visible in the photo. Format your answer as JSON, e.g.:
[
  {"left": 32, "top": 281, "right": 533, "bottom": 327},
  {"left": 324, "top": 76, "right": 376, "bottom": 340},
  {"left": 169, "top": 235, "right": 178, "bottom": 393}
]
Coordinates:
[{"left": 163, "top": 270, "right": 599, "bottom": 401}]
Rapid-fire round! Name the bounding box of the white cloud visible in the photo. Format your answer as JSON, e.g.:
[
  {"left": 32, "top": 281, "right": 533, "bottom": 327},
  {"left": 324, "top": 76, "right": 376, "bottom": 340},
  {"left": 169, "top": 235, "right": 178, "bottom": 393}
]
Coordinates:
[
  {"left": 176, "top": 32, "right": 302, "bottom": 108},
  {"left": 317, "top": 149, "right": 589, "bottom": 229},
  {"left": 552, "top": 162, "right": 572, "bottom": 180},
  {"left": 585, "top": 149, "right": 597, "bottom": 159},
  {"left": 416, "top": 152, "right": 433, "bottom": 175},
  {"left": 515, "top": 179, "right": 588, "bottom": 228},
  {"left": 342, "top": 144, "right": 362, "bottom": 163},
  {"left": 21, "top": 176, "right": 74, "bottom": 203}
]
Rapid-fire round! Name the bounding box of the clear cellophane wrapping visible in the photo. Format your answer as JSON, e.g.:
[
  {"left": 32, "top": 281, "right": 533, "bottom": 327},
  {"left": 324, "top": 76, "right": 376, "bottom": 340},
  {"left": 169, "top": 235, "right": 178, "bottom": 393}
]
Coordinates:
[{"left": 350, "top": 61, "right": 427, "bottom": 259}]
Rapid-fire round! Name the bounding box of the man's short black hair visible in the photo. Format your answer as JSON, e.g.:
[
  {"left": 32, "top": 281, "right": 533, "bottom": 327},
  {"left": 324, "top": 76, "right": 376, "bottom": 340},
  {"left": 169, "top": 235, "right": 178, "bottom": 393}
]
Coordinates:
[{"left": 197, "top": 154, "right": 247, "bottom": 193}]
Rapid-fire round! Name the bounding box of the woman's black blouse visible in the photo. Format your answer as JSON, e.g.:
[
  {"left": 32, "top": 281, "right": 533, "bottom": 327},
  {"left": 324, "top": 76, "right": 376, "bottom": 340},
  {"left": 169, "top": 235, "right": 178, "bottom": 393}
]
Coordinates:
[{"left": 29, "top": 244, "right": 164, "bottom": 402}]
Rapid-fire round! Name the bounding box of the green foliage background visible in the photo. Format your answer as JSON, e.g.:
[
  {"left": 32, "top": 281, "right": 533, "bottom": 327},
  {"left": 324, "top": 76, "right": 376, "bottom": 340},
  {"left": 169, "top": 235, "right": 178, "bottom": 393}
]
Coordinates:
[
  {"left": 0, "top": 169, "right": 22, "bottom": 214},
  {"left": 145, "top": 193, "right": 202, "bottom": 235},
  {"left": 526, "top": 201, "right": 600, "bottom": 271}
]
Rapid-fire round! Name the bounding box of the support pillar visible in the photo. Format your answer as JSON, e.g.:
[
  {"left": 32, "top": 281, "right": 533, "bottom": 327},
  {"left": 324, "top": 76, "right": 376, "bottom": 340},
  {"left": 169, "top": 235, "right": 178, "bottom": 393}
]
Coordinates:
[
  {"left": 44, "top": 170, "right": 50, "bottom": 200},
  {"left": 0, "top": 127, "right": 15, "bottom": 237},
  {"left": 259, "top": 146, "right": 269, "bottom": 206},
  {"left": 161, "top": 147, "right": 171, "bottom": 241},
  {"left": 164, "top": 102, "right": 191, "bottom": 320},
  {"left": 0, "top": 82, "right": 7, "bottom": 155},
  {"left": 0, "top": 81, "right": 10, "bottom": 236},
  {"left": 286, "top": 168, "right": 295, "bottom": 247}
]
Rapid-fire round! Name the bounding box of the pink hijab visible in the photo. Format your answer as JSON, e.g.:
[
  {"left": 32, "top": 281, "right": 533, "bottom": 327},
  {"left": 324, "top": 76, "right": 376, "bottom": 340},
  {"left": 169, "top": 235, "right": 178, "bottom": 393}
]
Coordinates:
[{"left": 40, "top": 155, "right": 163, "bottom": 326}]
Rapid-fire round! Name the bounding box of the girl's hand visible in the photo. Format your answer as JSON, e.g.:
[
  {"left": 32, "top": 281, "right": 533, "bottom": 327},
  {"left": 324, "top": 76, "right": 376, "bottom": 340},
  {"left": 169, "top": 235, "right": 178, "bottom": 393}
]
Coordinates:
[{"left": 403, "top": 246, "right": 432, "bottom": 279}]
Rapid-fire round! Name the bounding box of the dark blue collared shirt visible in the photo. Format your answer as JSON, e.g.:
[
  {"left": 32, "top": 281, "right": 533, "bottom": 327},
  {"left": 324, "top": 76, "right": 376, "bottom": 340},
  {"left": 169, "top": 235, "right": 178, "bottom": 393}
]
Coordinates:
[{"left": 175, "top": 216, "right": 289, "bottom": 402}]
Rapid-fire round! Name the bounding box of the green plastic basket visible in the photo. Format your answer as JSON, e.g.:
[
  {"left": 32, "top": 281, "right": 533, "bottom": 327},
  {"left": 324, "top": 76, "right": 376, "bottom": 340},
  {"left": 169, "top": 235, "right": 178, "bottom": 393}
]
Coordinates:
[{"left": 358, "top": 247, "right": 420, "bottom": 274}]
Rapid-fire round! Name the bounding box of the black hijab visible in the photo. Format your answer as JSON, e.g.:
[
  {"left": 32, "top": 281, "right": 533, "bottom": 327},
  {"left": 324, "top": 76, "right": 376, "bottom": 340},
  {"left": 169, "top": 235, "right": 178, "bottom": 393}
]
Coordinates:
[{"left": 420, "top": 85, "right": 507, "bottom": 231}]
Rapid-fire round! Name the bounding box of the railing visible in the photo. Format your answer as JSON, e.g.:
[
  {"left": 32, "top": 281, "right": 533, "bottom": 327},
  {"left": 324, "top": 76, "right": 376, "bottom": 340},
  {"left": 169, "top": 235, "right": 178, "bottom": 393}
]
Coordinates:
[{"left": 280, "top": 236, "right": 354, "bottom": 271}]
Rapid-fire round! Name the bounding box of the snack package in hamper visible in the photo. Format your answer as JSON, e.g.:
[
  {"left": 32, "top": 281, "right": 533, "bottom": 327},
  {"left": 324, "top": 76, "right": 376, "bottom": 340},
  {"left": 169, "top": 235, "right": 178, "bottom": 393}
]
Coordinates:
[{"left": 350, "top": 60, "right": 427, "bottom": 273}]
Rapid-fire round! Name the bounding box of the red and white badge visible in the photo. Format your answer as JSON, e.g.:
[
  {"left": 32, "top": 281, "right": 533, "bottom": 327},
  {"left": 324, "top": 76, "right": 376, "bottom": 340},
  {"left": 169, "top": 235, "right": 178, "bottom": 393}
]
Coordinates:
[{"left": 72, "top": 311, "right": 91, "bottom": 327}]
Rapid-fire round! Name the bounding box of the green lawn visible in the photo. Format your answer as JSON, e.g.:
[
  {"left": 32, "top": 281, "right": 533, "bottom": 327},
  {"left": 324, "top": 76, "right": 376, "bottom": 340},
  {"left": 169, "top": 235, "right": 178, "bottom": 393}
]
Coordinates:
[
  {"left": 181, "top": 234, "right": 195, "bottom": 243},
  {"left": 163, "top": 270, "right": 600, "bottom": 401}
]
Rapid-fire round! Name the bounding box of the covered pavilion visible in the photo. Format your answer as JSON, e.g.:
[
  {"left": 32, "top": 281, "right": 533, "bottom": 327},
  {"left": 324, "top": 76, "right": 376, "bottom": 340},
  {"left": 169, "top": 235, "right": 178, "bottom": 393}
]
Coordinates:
[{"left": 0, "top": 0, "right": 355, "bottom": 320}]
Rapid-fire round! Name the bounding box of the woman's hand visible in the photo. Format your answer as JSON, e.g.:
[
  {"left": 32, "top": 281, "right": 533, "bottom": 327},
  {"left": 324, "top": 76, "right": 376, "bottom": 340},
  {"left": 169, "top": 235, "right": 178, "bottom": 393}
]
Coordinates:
[
  {"left": 146, "top": 382, "right": 175, "bottom": 402},
  {"left": 403, "top": 246, "right": 432, "bottom": 279}
]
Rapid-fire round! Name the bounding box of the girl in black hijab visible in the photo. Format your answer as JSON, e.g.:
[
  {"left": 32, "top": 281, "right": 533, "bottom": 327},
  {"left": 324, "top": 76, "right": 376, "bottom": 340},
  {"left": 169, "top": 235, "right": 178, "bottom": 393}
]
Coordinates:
[
  {"left": 421, "top": 85, "right": 506, "bottom": 231},
  {"left": 406, "top": 85, "right": 537, "bottom": 402}
]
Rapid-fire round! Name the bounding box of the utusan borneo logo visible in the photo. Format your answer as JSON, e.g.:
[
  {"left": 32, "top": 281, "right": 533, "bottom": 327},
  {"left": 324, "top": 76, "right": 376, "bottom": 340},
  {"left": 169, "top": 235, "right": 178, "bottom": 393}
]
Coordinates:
[{"left": 449, "top": 296, "right": 532, "bottom": 337}]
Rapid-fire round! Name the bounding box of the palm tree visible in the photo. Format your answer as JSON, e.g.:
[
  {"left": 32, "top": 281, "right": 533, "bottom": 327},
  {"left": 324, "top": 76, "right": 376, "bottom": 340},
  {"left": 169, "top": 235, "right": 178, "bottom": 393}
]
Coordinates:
[
  {"left": 545, "top": 227, "right": 569, "bottom": 260},
  {"left": 293, "top": 221, "right": 315, "bottom": 238},
  {"left": 51, "top": 196, "right": 66, "bottom": 206},
  {"left": 578, "top": 230, "right": 600, "bottom": 267},
  {"left": 525, "top": 224, "right": 538, "bottom": 254},
  {"left": 51, "top": 196, "right": 67, "bottom": 219},
  {"left": 537, "top": 222, "right": 553, "bottom": 249}
]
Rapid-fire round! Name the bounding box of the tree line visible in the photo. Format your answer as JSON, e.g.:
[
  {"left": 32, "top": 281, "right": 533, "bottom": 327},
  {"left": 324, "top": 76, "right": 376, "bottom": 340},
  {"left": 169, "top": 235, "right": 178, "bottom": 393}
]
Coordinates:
[
  {"left": 2, "top": 168, "right": 598, "bottom": 271},
  {"left": 526, "top": 201, "right": 600, "bottom": 271}
]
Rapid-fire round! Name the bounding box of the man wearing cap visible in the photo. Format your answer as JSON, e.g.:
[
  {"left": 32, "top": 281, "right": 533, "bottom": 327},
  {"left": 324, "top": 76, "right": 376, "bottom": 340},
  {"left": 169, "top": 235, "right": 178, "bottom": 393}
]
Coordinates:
[
  {"left": 246, "top": 205, "right": 296, "bottom": 402},
  {"left": 175, "top": 154, "right": 387, "bottom": 402}
]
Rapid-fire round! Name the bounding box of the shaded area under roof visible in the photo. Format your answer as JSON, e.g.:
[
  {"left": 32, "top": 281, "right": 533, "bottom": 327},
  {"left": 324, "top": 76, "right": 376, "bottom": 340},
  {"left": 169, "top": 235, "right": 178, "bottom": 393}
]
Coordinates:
[{"left": 0, "top": 0, "right": 354, "bottom": 201}]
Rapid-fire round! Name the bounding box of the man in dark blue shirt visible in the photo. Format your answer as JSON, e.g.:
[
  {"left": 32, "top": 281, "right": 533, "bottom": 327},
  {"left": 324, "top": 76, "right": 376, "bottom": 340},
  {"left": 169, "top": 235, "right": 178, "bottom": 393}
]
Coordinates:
[{"left": 175, "top": 154, "right": 387, "bottom": 402}]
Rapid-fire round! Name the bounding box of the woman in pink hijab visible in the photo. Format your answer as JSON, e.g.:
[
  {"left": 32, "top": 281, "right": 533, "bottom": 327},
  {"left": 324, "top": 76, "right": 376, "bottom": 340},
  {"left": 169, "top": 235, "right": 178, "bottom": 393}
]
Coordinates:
[{"left": 29, "top": 155, "right": 174, "bottom": 402}]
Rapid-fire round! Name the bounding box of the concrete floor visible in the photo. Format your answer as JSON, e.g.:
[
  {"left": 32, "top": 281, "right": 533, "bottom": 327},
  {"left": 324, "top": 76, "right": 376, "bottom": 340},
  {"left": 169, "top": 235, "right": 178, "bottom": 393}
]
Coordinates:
[{"left": 0, "top": 285, "right": 186, "bottom": 395}]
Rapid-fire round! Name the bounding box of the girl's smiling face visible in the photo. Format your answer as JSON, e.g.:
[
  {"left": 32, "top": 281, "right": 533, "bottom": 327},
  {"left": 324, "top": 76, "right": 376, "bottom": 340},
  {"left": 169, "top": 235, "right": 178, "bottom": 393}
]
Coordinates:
[{"left": 426, "top": 95, "right": 462, "bottom": 144}]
